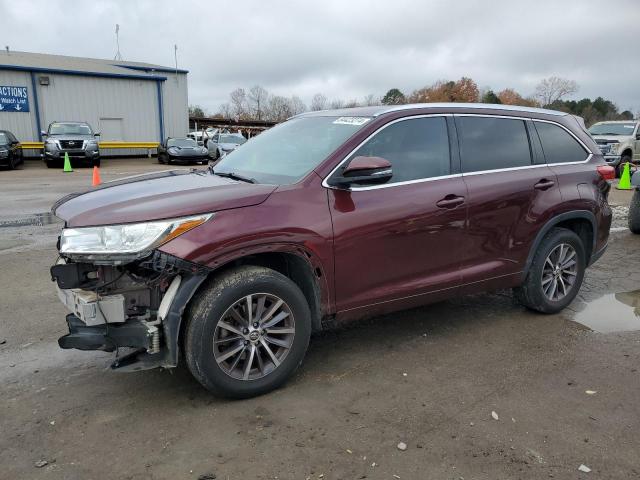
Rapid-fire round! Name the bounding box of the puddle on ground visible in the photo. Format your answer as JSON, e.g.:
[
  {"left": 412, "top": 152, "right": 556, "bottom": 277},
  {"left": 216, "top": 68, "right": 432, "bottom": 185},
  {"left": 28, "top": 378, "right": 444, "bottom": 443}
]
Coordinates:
[
  {"left": 0, "top": 212, "right": 60, "bottom": 228},
  {"left": 572, "top": 290, "right": 640, "bottom": 333}
]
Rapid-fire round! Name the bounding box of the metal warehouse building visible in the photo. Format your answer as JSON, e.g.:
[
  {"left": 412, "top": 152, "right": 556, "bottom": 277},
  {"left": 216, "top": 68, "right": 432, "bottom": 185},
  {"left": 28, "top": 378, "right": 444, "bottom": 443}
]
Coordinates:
[{"left": 0, "top": 50, "right": 188, "bottom": 154}]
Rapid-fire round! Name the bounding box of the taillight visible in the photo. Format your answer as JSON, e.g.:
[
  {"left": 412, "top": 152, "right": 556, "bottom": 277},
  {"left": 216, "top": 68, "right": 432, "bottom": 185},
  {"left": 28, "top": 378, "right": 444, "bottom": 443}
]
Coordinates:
[{"left": 597, "top": 165, "right": 615, "bottom": 181}]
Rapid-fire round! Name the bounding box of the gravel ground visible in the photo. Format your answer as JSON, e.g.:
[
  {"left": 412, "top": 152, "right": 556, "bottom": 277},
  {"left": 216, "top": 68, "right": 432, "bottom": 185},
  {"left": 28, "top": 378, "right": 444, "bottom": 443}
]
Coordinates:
[{"left": 1, "top": 160, "right": 639, "bottom": 480}]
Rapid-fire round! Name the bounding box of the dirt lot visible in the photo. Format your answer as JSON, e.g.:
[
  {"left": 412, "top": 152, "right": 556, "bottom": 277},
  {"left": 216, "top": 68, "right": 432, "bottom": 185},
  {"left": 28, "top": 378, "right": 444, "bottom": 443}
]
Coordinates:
[{"left": 1, "top": 159, "right": 639, "bottom": 480}]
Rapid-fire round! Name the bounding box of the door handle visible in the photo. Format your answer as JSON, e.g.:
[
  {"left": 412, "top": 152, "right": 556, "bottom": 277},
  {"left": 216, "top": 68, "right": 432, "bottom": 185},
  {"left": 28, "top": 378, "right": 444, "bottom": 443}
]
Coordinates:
[
  {"left": 436, "top": 195, "right": 465, "bottom": 209},
  {"left": 534, "top": 179, "right": 555, "bottom": 191}
]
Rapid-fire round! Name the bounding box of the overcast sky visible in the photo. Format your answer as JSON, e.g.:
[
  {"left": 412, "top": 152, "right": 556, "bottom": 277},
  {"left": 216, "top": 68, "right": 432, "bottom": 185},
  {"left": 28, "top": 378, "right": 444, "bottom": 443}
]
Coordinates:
[{"left": 3, "top": 0, "right": 639, "bottom": 114}]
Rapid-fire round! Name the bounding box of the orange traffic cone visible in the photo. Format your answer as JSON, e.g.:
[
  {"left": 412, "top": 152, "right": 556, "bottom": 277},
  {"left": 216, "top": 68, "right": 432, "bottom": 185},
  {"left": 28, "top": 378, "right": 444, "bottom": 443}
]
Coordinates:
[{"left": 92, "top": 165, "right": 101, "bottom": 186}]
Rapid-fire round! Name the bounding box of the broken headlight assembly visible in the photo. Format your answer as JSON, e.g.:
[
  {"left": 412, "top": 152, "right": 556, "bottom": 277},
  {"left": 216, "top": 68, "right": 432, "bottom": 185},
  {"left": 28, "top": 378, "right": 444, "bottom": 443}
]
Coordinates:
[{"left": 59, "top": 214, "right": 212, "bottom": 261}]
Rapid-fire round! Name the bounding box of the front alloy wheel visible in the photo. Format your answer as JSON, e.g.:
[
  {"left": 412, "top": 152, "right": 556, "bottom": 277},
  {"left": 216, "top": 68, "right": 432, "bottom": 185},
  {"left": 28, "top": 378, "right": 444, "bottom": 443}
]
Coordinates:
[
  {"left": 185, "top": 266, "right": 311, "bottom": 398},
  {"left": 214, "top": 293, "right": 295, "bottom": 380}
]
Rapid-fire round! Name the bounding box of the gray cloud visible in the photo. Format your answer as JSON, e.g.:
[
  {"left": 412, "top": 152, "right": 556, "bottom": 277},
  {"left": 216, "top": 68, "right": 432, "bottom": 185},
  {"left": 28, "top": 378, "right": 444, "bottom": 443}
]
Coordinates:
[{"left": 3, "top": 0, "right": 639, "bottom": 114}]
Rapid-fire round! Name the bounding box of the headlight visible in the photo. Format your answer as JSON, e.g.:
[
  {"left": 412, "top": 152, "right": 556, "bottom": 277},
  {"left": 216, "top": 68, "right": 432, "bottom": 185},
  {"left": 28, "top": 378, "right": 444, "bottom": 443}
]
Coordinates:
[
  {"left": 0, "top": 149, "right": 8, "bottom": 157},
  {"left": 86, "top": 140, "right": 98, "bottom": 147},
  {"left": 59, "top": 214, "right": 212, "bottom": 259},
  {"left": 609, "top": 143, "right": 620, "bottom": 154},
  {"left": 200, "top": 147, "right": 208, "bottom": 154},
  {"left": 45, "top": 140, "right": 58, "bottom": 149},
  {"left": 168, "top": 147, "right": 179, "bottom": 154}
]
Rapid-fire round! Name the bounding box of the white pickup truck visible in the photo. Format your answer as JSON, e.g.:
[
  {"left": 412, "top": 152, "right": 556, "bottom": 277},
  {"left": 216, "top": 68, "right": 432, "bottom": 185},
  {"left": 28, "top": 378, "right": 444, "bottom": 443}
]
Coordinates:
[{"left": 588, "top": 120, "right": 640, "bottom": 177}]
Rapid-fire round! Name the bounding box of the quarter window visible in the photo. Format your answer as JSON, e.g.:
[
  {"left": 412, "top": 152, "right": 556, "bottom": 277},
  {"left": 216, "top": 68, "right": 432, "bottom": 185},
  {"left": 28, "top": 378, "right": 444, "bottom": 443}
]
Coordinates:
[
  {"left": 534, "top": 121, "right": 588, "bottom": 164},
  {"left": 458, "top": 116, "right": 532, "bottom": 173},
  {"left": 350, "top": 117, "right": 450, "bottom": 183}
]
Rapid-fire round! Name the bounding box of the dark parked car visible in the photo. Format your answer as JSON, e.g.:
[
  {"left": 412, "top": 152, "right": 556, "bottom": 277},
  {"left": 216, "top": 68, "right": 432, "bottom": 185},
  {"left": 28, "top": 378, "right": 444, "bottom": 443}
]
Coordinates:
[
  {"left": 50, "top": 103, "right": 613, "bottom": 398},
  {"left": 158, "top": 137, "right": 209, "bottom": 164},
  {"left": 0, "top": 130, "right": 23, "bottom": 169},
  {"left": 207, "top": 132, "right": 247, "bottom": 160},
  {"left": 43, "top": 121, "right": 100, "bottom": 168}
]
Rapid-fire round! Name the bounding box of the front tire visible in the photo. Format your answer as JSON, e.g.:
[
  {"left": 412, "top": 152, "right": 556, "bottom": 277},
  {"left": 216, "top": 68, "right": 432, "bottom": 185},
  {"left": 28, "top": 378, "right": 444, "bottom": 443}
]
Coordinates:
[
  {"left": 514, "top": 227, "right": 586, "bottom": 314},
  {"left": 185, "top": 266, "right": 311, "bottom": 398},
  {"left": 629, "top": 190, "right": 640, "bottom": 234}
]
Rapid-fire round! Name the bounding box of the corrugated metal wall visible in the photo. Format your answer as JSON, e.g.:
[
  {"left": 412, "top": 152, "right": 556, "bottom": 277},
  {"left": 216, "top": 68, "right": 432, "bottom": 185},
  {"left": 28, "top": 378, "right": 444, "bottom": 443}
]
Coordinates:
[
  {"left": 162, "top": 73, "right": 189, "bottom": 139},
  {"left": 0, "top": 68, "right": 189, "bottom": 155},
  {"left": 0, "top": 70, "right": 39, "bottom": 141},
  {"left": 38, "top": 74, "right": 159, "bottom": 141}
]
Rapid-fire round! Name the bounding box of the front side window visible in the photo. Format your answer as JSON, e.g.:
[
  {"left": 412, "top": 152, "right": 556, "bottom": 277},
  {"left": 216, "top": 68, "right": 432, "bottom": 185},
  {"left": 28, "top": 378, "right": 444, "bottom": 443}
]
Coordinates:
[
  {"left": 458, "top": 116, "right": 532, "bottom": 173},
  {"left": 350, "top": 116, "right": 450, "bottom": 183},
  {"left": 535, "top": 122, "right": 588, "bottom": 164}
]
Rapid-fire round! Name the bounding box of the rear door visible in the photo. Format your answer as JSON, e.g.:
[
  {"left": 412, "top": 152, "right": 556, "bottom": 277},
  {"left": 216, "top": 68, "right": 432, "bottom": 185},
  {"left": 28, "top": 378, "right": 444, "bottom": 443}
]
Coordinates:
[
  {"left": 328, "top": 115, "right": 468, "bottom": 315},
  {"left": 455, "top": 115, "right": 562, "bottom": 288}
]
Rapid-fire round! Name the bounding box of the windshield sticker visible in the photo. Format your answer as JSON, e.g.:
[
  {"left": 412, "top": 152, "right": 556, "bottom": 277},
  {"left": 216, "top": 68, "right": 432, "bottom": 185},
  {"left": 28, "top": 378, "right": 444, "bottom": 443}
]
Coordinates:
[{"left": 333, "top": 117, "right": 371, "bottom": 126}]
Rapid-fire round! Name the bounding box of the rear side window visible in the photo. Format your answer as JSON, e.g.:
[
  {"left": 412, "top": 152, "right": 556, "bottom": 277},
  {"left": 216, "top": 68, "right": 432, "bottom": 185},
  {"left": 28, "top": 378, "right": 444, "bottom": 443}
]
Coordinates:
[
  {"left": 534, "top": 121, "right": 589, "bottom": 164},
  {"left": 351, "top": 116, "right": 450, "bottom": 183},
  {"left": 457, "top": 117, "right": 532, "bottom": 173}
]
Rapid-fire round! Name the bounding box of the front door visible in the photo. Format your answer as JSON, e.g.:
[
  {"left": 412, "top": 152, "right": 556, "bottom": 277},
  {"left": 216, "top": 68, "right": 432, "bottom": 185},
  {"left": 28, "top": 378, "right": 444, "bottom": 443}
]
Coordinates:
[{"left": 327, "top": 115, "right": 468, "bottom": 316}]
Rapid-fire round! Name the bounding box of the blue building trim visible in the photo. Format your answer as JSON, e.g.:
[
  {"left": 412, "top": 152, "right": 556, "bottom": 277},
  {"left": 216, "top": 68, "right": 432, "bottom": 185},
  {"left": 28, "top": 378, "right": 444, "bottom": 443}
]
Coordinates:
[
  {"left": 156, "top": 80, "right": 165, "bottom": 142},
  {"left": 29, "top": 71, "right": 43, "bottom": 140},
  {"left": 0, "top": 64, "right": 167, "bottom": 81},
  {"left": 118, "top": 65, "right": 189, "bottom": 74}
]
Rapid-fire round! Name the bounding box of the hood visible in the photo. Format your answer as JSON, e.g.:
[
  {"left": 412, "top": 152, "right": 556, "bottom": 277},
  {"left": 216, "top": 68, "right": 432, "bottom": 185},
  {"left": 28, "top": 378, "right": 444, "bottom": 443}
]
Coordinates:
[
  {"left": 48, "top": 134, "right": 95, "bottom": 140},
  {"left": 169, "top": 146, "right": 208, "bottom": 156},
  {"left": 591, "top": 134, "right": 632, "bottom": 142},
  {"left": 53, "top": 169, "right": 277, "bottom": 227}
]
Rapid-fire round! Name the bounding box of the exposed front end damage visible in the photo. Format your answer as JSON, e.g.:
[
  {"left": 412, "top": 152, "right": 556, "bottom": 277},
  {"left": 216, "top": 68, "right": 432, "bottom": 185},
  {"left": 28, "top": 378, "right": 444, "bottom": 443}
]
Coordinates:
[{"left": 51, "top": 251, "right": 209, "bottom": 372}]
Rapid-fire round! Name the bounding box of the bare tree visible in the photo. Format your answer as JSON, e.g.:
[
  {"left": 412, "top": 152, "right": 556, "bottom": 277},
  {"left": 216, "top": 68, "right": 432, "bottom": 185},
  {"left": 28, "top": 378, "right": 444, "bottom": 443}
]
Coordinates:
[
  {"left": 217, "top": 103, "right": 232, "bottom": 119},
  {"left": 363, "top": 94, "right": 379, "bottom": 106},
  {"left": 266, "top": 95, "right": 293, "bottom": 122},
  {"left": 534, "top": 77, "right": 578, "bottom": 107},
  {"left": 330, "top": 99, "right": 345, "bottom": 109},
  {"left": 310, "top": 93, "right": 328, "bottom": 111},
  {"left": 229, "top": 88, "right": 247, "bottom": 119},
  {"left": 248, "top": 85, "right": 269, "bottom": 121},
  {"left": 289, "top": 95, "right": 307, "bottom": 116}
]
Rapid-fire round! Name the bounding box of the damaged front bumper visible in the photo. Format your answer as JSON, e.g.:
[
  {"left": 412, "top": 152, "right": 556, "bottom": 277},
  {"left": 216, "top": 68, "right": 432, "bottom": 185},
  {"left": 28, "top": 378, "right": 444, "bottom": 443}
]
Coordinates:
[{"left": 51, "top": 251, "right": 209, "bottom": 372}]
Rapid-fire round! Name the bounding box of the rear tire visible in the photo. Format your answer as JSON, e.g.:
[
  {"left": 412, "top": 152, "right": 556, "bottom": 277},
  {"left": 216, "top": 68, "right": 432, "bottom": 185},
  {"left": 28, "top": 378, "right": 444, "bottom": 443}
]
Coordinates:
[
  {"left": 514, "top": 227, "right": 586, "bottom": 314},
  {"left": 185, "top": 265, "right": 311, "bottom": 398},
  {"left": 629, "top": 190, "right": 640, "bottom": 234}
]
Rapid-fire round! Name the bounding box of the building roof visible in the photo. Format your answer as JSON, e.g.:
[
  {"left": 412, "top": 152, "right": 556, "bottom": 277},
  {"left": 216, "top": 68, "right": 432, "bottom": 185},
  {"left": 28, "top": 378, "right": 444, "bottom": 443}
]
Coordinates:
[
  {"left": 0, "top": 50, "right": 188, "bottom": 81},
  {"left": 297, "top": 102, "right": 567, "bottom": 118}
]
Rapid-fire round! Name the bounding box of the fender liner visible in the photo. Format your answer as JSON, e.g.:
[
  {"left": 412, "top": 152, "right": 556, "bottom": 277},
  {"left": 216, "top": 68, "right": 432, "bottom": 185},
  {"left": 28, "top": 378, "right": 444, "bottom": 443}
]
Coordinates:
[{"left": 522, "top": 210, "right": 597, "bottom": 280}]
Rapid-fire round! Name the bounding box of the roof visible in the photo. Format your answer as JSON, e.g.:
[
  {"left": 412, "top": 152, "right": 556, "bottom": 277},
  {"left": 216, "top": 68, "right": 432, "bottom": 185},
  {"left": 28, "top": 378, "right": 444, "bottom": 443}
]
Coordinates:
[
  {"left": 296, "top": 102, "right": 567, "bottom": 119},
  {"left": 0, "top": 50, "right": 188, "bottom": 81}
]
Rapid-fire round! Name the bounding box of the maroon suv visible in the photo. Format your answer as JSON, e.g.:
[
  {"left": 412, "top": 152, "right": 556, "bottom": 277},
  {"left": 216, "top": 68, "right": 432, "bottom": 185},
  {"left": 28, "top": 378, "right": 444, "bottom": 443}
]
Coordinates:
[{"left": 51, "top": 103, "right": 613, "bottom": 398}]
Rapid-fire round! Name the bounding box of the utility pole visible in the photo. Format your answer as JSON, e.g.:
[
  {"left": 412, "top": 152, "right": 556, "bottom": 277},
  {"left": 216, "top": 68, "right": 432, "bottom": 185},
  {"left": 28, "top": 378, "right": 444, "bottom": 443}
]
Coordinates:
[{"left": 114, "top": 24, "right": 123, "bottom": 61}]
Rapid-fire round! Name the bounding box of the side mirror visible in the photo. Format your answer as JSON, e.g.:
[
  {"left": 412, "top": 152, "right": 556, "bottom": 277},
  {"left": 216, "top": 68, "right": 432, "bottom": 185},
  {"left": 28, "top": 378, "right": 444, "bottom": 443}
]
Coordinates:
[
  {"left": 41, "top": 131, "right": 47, "bottom": 137},
  {"left": 94, "top": 132, "right": 101, "bottom": 137},
  {"left": 328, "top": 156, "right": 393, "bottom": 187}
]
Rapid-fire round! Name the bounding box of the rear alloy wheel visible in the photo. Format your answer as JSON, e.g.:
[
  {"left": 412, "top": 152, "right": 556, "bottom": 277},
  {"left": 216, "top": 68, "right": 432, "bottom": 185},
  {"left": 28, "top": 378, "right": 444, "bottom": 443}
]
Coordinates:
[
  {"left": 514, "top": 227, "right": 585, "bottom": 314},
  {"left": 185, "top": 266, "right": 311, "bottom": 398}
]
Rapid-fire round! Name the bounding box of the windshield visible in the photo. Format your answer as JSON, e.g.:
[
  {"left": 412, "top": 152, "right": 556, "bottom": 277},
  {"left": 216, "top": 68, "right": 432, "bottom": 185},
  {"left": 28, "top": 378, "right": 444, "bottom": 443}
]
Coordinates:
[
  {"left": 214, "top": 116, "right": 371, "bottom": 184},
  {"left": 589, "top": 123, "right": 637, "bottom": 136},
  {"left": 0, "top": 133, "right": 7, "bottom": 144},
  {"left": 168, "top": 138, "right": 198, "bottom": 148},
  {"left": 218, "top": 134, "right": 246, "bottom": 145},
  {"left": 48, "top": 123, "right": 93, "bottom": 135}
]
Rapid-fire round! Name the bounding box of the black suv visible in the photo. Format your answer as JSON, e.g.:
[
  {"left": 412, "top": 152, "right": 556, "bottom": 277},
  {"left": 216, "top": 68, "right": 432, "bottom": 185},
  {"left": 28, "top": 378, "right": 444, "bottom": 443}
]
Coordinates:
[{"left": 42, "top": 121, "right": 100, "bottom": 168}]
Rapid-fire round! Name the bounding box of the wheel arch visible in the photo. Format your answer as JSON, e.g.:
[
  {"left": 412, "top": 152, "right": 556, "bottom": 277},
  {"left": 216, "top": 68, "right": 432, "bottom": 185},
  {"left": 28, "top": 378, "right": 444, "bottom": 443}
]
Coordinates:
[{"left": 522, "top": 210, "right": 597, "bottom": 280}]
